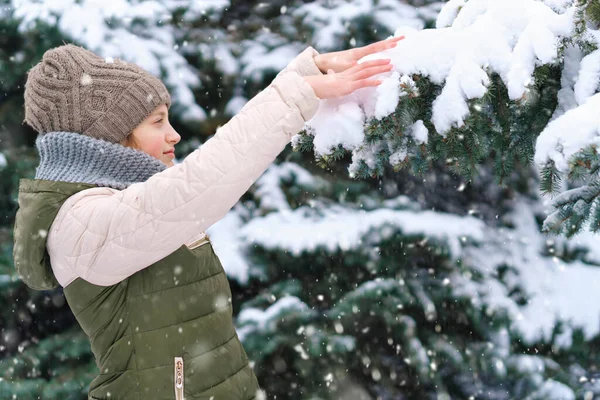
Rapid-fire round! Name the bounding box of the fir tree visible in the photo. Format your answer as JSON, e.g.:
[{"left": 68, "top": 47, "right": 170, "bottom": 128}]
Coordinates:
[
  {"left": 296, "top": 0, "right": 600, "bottom": 238},
  {"left": 1, "top": 1, "right": 599, "bottom": 399}
]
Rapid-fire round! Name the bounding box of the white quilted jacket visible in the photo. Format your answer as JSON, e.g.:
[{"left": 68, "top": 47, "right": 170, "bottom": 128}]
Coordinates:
[{"left": 47, "top": 46, "right": 323, "bottom": 288}]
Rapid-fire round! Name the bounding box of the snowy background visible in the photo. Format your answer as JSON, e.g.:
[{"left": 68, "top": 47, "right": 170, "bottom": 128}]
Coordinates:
[{"left": 1, "top": 0, "right": 600, "bottom": 399}]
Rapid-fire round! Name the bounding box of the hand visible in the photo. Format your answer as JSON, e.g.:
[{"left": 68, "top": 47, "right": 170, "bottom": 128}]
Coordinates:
[
  {"left": 314, "top": 36, "right": 405, "bottom": 74},
  {"left": 303, "top": 58, "right": 393, "bottom": 99}
]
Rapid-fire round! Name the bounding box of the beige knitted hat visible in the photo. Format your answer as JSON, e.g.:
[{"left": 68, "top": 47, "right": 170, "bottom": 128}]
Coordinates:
[{"left": 24, "top": 44, "right": 171, "bottom": 143}]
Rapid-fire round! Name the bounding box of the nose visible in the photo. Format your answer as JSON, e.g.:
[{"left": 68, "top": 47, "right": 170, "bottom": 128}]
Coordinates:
[{"left": 167, "top": 126, "right": 181, "bottom": 144}]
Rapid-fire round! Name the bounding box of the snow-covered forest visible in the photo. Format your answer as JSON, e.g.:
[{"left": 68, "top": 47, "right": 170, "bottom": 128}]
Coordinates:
[{"left": 0, "top": 0, "right": 599, "bottom": 399}]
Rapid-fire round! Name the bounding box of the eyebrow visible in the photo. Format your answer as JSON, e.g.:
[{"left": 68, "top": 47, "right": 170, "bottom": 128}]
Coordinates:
[{"left": 151, "top": 110, "right": 167, "bottom": 118}]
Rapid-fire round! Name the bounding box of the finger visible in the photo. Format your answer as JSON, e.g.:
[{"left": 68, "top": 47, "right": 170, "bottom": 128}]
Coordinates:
[
  {"left": 351, "top": 78, "right": 383, "bottom": 92},
  {"left": 386, "top": 35, "right": 405, "bottom": 42},
  {"left": 356, "top": 45, "right": 386, "bottom": 58},
  {"left": 382, "top": 36, "right": 405, "bottom": 50},
  {"left": 354, "top": 41, "right": 391, "bottom": 58},
  {"left": 347, "top": 58, "right": 391, "bottom": 74},
  {"left": 355, "top": 36, "right": 405, "bottom": 57},
  {"left": 352, "top": 64, "right": 393, "bottom": 80}
]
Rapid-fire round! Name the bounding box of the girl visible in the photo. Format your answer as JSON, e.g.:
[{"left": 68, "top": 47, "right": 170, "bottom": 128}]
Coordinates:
[{"left": 13, "top": 38, "right": 401, "bottom": 399}]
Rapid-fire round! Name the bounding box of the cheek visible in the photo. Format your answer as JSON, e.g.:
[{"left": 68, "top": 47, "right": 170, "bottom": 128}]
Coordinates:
[{"left": 145, "top": 136, "right": 165, "bottom": 158}]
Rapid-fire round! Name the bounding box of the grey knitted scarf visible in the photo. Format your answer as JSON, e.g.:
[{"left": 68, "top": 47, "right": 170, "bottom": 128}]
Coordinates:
[{"left": 35, "top": 131, "right": 167, "bottom": 190}]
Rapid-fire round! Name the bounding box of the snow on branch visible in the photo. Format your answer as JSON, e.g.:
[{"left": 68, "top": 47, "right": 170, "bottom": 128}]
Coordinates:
[{"left": 295, "top": 0, "right": 600, "bottom": 237}]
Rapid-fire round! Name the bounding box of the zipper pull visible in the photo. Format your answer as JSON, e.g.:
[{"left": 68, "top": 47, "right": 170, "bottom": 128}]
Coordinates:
[{"left": 174, "top": 357, "right": 184, "bottom": 400}]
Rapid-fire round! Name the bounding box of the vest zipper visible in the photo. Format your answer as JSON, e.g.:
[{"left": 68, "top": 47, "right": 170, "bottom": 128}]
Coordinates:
[
  {"left": 174, "top": 356, "right": 184, "bottom": 400},
  {"left": 187, "top": 233, "right": 210, "bottom": 250}
]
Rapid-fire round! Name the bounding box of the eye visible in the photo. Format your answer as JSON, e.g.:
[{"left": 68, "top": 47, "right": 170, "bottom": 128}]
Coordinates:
[{"left": 155, "top": 118, "right": 163, "bottom": 124}]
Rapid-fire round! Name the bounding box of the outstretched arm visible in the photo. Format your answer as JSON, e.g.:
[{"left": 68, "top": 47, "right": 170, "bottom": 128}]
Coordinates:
[{"left": 47, "top": 50, "right": 320, "bottom": 287}]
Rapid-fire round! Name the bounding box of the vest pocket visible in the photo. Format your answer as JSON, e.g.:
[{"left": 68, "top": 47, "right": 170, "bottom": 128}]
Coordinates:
[
  {"left": 174, "top": 356, "right": 184, "bottom": 400},
  {"left": 187, "top": 232, "right": 210, "bottom": 250}
]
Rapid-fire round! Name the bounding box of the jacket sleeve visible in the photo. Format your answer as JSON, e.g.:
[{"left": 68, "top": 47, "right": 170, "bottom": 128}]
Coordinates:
[
  {"left": 47, "top": 51, "right": 321, "bottom": 287},
  {"left": 277, "top": 46, "right": 324, "bottom": 77}
]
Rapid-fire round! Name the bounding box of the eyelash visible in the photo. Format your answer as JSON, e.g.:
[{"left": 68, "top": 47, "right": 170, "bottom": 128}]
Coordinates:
[{"left": 155, "top": 118, "right": 163, "bottom": 123}]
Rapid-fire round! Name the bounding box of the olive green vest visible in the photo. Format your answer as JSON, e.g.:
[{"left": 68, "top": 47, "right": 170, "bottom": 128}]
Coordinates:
[{"left": 13, "top": 179, "right": 260, "bottom": 399}]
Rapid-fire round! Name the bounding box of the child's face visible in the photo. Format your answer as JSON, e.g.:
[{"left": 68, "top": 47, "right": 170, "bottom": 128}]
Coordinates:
[{"left": 122, "top": 104, "right": 181, "bottom": 167}]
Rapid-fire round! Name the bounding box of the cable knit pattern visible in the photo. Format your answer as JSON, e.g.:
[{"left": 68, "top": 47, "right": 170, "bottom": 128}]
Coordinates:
[
  {"left": 35, "top": 131, "right": 166, "bottom": 190},
  {"left": 24, "top": 44, "right": 171, "bottom": 143}
]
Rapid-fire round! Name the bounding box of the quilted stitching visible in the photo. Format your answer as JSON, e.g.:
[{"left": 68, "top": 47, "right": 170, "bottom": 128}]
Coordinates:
[{"left": 47, "top": 48, "right": 321, "bottom": 287}]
